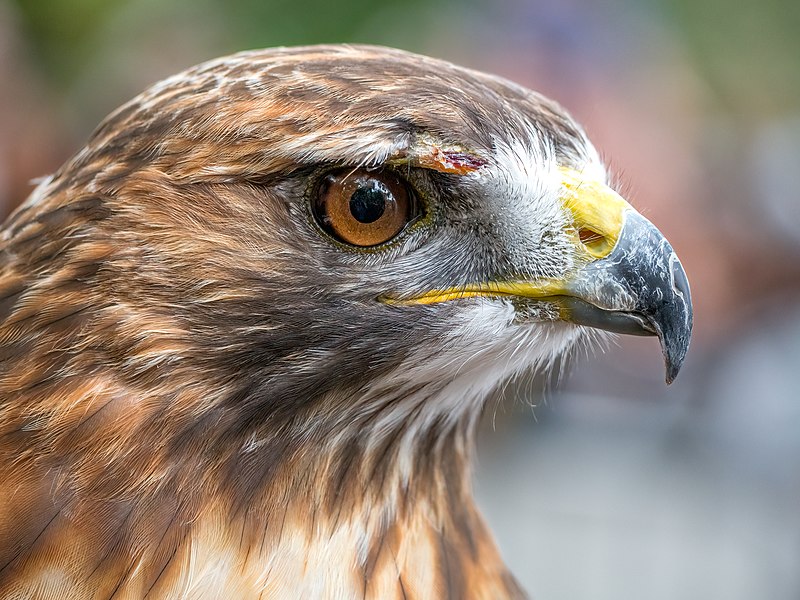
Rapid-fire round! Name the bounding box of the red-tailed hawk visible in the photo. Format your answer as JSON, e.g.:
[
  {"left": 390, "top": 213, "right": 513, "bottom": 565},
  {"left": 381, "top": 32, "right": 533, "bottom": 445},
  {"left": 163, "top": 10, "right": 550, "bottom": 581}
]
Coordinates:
[{"left": 0, "top": 45, "right": 691, "bottom": 598}]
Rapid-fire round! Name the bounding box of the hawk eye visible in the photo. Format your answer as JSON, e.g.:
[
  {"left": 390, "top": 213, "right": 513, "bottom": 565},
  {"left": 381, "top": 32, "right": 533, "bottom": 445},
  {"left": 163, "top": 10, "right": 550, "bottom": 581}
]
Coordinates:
[{"left": 313, "top": 168, "right": 415, "bottom": 247}]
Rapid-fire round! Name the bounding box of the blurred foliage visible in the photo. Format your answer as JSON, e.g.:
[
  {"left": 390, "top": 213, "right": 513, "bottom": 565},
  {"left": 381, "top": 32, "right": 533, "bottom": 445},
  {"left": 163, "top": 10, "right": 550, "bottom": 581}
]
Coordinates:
[
  {"left": 224, "top": 0, "right": 435, "bottom": 49},
  {"left": 664, "top": 0, "right": 800, "bottom": 116},
  {"left": 11, "top": 0, "right": 120, "bottom": 83}
]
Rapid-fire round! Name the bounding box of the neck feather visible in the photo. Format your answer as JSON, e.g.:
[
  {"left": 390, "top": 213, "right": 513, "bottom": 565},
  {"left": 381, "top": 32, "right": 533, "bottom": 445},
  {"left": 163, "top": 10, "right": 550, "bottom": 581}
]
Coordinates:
[{"left": 217, "top": 383, "right": 525, "bottom": 599}]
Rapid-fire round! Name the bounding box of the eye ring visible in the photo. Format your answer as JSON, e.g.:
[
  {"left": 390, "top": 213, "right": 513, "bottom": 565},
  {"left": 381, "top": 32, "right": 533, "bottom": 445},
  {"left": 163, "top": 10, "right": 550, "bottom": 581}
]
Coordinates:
[{"left": 312, "top": 168, "right": 417, "bottom": 247}]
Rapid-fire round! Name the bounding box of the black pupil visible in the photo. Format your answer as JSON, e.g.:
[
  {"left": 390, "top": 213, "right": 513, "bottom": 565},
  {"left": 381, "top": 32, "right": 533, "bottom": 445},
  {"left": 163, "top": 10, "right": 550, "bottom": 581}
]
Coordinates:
[{"left": 349, "top": 182, "right": 389, "bottom": 224}]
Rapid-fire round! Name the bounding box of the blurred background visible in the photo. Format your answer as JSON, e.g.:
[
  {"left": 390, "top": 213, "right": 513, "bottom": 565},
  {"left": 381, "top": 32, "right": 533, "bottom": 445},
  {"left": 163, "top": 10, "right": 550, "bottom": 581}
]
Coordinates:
[{"left": 1, "top": 0, "right": 798, "bottom": 597}]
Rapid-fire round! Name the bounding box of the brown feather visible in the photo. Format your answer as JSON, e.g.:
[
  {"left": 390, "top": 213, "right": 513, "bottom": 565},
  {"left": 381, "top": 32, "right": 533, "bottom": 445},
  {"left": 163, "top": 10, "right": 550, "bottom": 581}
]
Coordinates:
[{"left": 0, "top": 44, "right": 596, "bottom": 598}]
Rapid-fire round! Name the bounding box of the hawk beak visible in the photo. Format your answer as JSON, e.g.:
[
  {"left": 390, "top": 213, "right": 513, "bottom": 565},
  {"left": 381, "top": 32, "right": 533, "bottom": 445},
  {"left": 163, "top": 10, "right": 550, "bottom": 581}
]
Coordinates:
[{"left": 553, "top": 168, "right": 692, "bottom": 383}]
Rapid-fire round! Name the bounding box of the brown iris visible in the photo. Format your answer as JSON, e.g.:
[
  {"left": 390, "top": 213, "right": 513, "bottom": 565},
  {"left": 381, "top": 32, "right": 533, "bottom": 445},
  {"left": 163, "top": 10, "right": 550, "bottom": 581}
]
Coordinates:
[{"left": 313, "top": 168, "right": 415, "bottom": 247}]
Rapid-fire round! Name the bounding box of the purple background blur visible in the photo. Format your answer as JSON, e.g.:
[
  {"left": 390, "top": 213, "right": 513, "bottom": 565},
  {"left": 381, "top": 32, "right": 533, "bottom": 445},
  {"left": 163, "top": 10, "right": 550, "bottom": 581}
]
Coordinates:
[{"left": 2, "top": 1, "right": 798, "bottom": 597}]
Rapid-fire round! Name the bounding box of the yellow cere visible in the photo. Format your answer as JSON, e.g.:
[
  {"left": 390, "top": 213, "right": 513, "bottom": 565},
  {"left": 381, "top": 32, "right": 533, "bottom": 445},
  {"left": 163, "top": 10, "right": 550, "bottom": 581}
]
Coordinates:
[{"left": 558, "top": 166, "right": 632, "bottom": 259}]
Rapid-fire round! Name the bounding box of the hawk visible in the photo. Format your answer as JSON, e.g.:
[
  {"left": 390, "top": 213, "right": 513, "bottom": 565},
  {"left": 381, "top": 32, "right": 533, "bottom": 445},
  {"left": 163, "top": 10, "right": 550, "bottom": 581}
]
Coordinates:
[{"left": 0, "top": 45, "right": 691, "bottom": 598}]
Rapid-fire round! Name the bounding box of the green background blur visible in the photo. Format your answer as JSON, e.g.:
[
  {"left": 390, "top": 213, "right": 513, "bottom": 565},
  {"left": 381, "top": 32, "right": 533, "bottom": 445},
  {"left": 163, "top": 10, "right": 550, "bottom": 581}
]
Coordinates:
[{"left": 2, "top": 1, "right": 799, "bottom": 598}]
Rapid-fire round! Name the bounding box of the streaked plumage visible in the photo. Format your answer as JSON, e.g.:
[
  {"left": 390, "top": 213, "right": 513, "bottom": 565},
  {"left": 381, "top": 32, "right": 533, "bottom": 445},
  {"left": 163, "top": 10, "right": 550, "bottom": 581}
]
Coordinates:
[{"left": 0, "top": 45, "right": 691, "bottom": 598}]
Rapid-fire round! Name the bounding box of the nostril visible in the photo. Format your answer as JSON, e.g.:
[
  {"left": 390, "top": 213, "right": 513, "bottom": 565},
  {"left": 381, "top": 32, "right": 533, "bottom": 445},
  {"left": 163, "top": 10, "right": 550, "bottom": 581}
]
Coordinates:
[
  {"left": 576, "top": 227, "right": 616, "bottom": 259},
  {"left": 579, "top": 227, "right": 604, "bottom": 246}
]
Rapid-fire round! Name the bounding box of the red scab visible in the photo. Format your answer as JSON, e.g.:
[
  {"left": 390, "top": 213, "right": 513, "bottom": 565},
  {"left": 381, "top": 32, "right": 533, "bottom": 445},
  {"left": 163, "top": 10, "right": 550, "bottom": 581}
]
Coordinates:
[
  {"left": 417, "top": 147, "right": 487, "bottom": 175},
  {"left": 440, "top": 151, "right": 488, "bottom": 174}
]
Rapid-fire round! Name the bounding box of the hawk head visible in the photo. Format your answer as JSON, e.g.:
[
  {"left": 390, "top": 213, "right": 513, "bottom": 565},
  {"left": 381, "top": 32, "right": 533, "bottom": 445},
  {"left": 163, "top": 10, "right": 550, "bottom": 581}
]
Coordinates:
[{"left": 0, "top": 45, "right": 691, "bottom": 597}]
